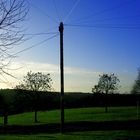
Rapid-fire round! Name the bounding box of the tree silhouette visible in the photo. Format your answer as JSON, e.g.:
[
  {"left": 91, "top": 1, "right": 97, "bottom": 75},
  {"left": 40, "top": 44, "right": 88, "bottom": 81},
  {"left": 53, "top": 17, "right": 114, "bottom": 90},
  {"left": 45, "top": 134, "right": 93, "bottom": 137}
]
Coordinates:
[
  {"left": 16, "top": 71, "right": 52, "bottom": 92},
  {"left": 92, "top": 73, "right": 120, "bottom": 112},
  {"left": 131, "top": 68, "right": 140, "bottom": 94},
  {"left": 92, "top": 85, "right": 102, "bottom": 94},
  {"left": 0, "top": 0, "right": 28, "bottom": 75},
  {"left": 15, "top": 71, "right": 53, "bottom": 123}
]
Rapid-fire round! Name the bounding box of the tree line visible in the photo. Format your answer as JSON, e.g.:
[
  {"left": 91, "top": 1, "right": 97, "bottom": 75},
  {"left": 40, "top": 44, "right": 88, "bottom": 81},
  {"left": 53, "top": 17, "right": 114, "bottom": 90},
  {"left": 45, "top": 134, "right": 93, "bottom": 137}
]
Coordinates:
[
  {"left": 0, "top": 67, "right": 140, "bottom": 126},
  {"left": 0, "top": 89, "right": 140, "bottom": 125},
  {"left": 0, "top": 0, "right": 140, "bottom": 129}
]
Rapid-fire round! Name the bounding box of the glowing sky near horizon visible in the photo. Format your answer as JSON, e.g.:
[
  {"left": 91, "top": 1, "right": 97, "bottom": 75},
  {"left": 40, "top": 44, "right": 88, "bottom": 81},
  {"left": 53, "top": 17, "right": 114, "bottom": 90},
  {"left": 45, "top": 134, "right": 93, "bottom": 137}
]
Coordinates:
[{"left": 1, "top": 0, "right": 140, "bottom": 93}]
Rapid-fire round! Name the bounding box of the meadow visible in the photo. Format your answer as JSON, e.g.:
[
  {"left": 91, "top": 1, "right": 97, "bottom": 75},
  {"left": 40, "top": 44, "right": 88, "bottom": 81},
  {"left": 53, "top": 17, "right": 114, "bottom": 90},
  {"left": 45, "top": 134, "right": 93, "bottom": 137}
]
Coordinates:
[
  {"left": 0, "top": 106, "right": 140, "bottom": 139},
  {"left": 0, "top": 130, "right": 140, "bottom": 140},
  {"left": 3, "top": 106, "right": 140, "bottom": 125}
]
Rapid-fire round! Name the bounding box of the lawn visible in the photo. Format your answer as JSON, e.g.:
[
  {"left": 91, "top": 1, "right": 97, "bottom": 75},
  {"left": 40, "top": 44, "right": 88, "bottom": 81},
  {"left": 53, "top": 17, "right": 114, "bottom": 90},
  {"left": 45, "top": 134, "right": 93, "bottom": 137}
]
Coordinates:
[
  {"left": 1, "top": 106, "right": 139, "bottom": 125},
  {"left": 0, "top": 130, "right": 140, "bottom": 140},
  {"left": 0, "top": 106, "right": 140, "bottom": 139}
]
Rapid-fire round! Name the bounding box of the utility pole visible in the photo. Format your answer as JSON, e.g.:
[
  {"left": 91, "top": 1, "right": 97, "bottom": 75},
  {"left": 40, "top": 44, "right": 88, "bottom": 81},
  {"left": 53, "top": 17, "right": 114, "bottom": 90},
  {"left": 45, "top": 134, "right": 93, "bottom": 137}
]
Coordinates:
[{"left": 59, "top": 22, "right": 64, "bottom": 133}]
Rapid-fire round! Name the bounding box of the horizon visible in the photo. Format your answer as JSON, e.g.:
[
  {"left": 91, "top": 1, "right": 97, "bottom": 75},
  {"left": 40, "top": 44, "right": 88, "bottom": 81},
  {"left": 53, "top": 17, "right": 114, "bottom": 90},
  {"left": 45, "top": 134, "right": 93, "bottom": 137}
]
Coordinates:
[{"left": 0, "top": 0, "right": 140, "bottom": 93}]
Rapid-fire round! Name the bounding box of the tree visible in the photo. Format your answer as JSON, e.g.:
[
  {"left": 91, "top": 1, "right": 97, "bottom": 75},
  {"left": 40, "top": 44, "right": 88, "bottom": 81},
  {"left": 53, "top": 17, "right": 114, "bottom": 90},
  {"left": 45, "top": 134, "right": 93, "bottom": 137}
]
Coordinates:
[
  {"left": 92, "top": 85, "right": 102, "bottom": 94},
  {"left": 98, "top": 73, "right": 120, "bottom": 94},
  {"left": 0, "top": 94, "right": 8, "bottom": 126},
  {"left": 92, "top": 73, "right": 120, "bottom": 112},
  {"left": 0, "top": 90, "right": 15, "bottom": 126},
  {"left": 16, "top": 71, "right": 53, "bottom": 92},
  {"left": 131, "top": 68, "right": 140, "bottom": 94},
  {"left": 15, "top": 71, "right": 53, "bottom": 122},
  {"left": 0, "top": 0, "right": 28, "bottom": 124},
  {"left": 0, "top": 0, "right": 28, "bottom": 75}
]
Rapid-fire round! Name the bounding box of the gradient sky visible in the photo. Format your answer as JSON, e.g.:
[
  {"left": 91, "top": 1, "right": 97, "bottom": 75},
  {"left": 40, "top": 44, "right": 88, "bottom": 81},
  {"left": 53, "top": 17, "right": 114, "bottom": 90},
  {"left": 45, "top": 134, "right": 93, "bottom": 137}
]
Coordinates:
[{"left": 1, "top": 0, "right": 140, "bottom": 93}]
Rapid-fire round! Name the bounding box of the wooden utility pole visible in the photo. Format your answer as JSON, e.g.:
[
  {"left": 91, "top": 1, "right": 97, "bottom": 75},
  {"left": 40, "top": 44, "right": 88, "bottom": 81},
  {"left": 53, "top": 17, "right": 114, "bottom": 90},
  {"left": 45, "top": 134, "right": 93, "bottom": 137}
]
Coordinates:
[{"left": 59, "top": 22, "right": 64, "bottom": 133}]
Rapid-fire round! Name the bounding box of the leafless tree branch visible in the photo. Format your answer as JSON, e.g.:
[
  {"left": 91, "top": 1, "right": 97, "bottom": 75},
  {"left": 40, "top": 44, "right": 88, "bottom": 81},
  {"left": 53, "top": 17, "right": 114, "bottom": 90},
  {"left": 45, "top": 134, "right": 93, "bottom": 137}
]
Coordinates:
[{"left": 0, "top": 0, "right": 29, "bottom": 81}]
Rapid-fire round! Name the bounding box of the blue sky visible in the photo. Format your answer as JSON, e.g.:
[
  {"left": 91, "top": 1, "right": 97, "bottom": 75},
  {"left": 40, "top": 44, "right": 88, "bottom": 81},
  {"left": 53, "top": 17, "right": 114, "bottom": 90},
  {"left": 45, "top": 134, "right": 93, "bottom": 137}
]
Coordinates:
[{"left": 1, "top": 0, "right": 140, "bottom": 93}]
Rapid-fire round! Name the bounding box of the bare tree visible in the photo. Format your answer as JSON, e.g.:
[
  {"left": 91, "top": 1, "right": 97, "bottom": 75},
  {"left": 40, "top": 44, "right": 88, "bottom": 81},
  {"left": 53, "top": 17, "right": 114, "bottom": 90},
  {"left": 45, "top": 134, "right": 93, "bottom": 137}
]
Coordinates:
[
  {"left": 0, "top": 0, "right": 28, "bottom": 75},
  {"left": 0, "top": 0, "right": 28, "bottom": 124}
]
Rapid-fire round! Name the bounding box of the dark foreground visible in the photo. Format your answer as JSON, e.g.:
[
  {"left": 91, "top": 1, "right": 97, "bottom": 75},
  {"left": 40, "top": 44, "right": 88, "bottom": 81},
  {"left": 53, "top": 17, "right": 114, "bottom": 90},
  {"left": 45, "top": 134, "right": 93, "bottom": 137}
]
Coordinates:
[{"left": 0, "top": 120, "right": 140, "bottom": 134}]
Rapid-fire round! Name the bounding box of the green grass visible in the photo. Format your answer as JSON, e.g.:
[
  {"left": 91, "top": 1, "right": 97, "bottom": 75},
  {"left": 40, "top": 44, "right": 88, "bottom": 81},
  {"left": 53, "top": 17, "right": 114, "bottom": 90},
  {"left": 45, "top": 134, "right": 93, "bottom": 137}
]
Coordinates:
[
  {"left": 0, "top": 106, "right": 139, "bottom": 125},
  {"left": 0, "top": 107, "right": 140, "bottom": 139},
  {"left": 65, "top": 106, "right": 140, "bottom": 122},
  {"left": 0, "top": 130, "right": 140, "bottom": 140}
]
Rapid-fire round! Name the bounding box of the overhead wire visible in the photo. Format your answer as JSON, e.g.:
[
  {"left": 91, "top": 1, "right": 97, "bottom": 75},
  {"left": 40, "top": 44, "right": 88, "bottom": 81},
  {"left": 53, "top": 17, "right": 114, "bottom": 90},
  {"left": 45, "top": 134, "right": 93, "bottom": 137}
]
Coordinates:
[
  {"left": 22, "top": 32, "right": 58, "bottom": 36},
  {"left": 29, "top": 1, "right": 59, "bottom": 24},
  {"left": 13, "top": 33, "right": 59, "bottom": 56},
  {"left": 70, "top": 0, "right": 137, "bottom": 24},
  {"left": 53, "top": 0, "right": 61, "bottom": 22},
  {"left": 63, "top": 0, "right": 81, "bottom": 23},
  {"left": 65, "top": 23, "right": 140, "bottom": 30},
  {"left": 15, "top": 26, "right": 59, "bottom": 54},
  {"left": 64, "top": 0, "right": 140, "bottom": 30},
  {"left": 73, "top": 14, "right": 140, "bottom": 25}
]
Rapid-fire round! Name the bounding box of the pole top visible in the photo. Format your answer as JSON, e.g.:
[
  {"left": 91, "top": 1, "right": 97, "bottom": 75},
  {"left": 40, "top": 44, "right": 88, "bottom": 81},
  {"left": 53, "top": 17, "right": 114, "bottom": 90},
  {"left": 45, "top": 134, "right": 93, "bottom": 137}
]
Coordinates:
[{"left": 59, "top": 22, "right": 64, "bottom": 32}]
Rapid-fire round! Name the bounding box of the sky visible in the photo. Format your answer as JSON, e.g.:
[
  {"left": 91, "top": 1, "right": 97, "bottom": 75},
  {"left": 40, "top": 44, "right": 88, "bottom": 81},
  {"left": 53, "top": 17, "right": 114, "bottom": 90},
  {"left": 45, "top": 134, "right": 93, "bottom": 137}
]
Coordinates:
[{"left": 1, "top": 0, "right": 140, "bottom": 93}]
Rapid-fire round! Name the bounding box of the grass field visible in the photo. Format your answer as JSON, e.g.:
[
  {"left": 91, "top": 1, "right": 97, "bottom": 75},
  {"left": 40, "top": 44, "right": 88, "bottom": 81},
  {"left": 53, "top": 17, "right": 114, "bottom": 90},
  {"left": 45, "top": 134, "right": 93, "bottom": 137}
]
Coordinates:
[
  {"left": 1, "top": 106, "right": 139, "bottom": 125},
  {"left": 0, "top": 130, "right": 140, "bottom": 140},
  {"left": 0, "top": 106, "right": 140, "bottom": 139}
]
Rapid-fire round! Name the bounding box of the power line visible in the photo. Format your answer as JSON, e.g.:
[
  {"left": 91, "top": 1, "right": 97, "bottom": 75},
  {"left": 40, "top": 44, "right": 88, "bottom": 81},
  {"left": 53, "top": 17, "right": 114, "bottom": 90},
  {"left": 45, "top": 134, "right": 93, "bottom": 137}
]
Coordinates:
[
  {"left": 22, "top": 32, "right": 58, "bottom": 36},
  {"left": 29, "top": 1, "right": 59, "bottom": 24},
  {"left": 73, "top": 14, "right": 140, "bottom": 25},
  {"left": 64, "top": 0, "right": 81, "bottom": 23},
  {"left": 13, "top": 33, "right": 59, "bottom": 56},
  {"left": 71, "top": 0, "right": 137, "bottom": 24},
  {"left": 53, "top": 0, "right": 61, "bottom": 22},
  {"left": 65, "top": 23, "right": 140, "bottom": 30}
]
